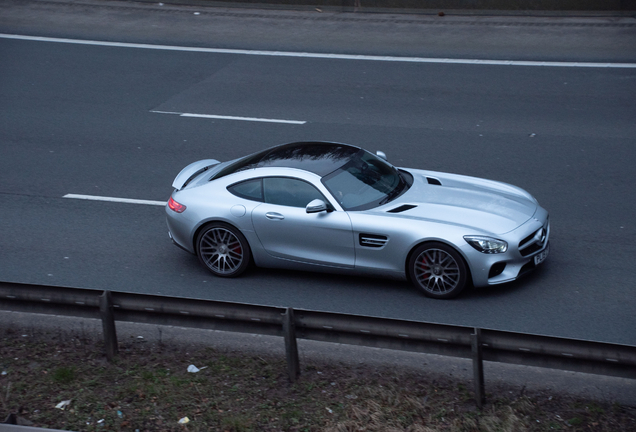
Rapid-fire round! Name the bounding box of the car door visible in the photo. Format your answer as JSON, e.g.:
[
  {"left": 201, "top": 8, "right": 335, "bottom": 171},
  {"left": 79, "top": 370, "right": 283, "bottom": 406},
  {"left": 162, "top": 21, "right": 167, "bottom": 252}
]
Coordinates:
[{"left": 251, "top": 177, "right": 355, "bottom": 268}]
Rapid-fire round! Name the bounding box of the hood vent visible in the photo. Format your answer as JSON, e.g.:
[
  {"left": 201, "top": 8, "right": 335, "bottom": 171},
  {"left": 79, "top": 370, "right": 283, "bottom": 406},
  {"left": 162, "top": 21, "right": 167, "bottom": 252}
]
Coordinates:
[
  {"left": 387, "top": 204, "right": 417, "bottom": 213},
  {"left": 426, "top": 177, "right": 442, "bottom": 186}
]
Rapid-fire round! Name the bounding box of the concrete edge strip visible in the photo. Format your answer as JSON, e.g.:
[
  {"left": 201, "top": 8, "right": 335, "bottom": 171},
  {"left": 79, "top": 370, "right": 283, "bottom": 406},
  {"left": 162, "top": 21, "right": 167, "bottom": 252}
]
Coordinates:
[{"left": 2, "top": 33, "right": 635, "bottom": 68}]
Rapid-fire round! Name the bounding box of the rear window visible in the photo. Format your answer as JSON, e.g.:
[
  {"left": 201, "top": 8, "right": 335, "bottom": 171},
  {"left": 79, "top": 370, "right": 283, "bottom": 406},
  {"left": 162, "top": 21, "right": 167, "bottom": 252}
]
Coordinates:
[{"left": 227, "top": 178, "right": 263, "bottom": 201}]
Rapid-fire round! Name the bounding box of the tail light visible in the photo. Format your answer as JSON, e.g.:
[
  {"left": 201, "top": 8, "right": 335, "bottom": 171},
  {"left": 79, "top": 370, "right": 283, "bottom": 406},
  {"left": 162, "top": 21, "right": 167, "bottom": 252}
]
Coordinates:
[{"left": 168, "top": 197, "right": 186, "bottom": 213}]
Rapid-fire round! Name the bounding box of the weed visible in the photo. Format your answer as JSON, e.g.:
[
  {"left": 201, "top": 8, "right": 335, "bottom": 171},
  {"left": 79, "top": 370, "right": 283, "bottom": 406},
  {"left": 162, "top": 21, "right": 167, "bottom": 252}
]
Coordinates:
[
  {"left": 586, "top": 402, "right": 605, "bottom": 415},
  {"left": 282, "top": 408, "right": 303, "bottom": 426},
  {"left": 221, "top": 413, "right": 253, "bottom": 431},
  {"left": 51, "top": 366, "right": 75, "bottom": 384},
  {"left": 457, "top": 382, "right": 472, "bottom": 401},
  {"left": 568, "top": 416, "right": 583, "bottom": 426},
  {"left": 140, "top": 370, "right": 155, "bottom": 382}
]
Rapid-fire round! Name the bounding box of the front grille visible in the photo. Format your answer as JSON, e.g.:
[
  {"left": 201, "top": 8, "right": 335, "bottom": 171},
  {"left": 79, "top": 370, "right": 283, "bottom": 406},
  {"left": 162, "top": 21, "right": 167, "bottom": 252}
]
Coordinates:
[
  {"left": 518, "top": 221, "right": 549, "bottom": 257},
  {"left": 520, "top": 240, "right": 544, "bottom": 257}
]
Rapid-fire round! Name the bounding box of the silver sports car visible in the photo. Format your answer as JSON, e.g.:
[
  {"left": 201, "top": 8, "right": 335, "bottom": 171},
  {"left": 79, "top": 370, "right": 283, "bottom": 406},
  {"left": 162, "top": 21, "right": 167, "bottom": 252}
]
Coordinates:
[{"left": 166, "top": 141, "right": 549, "bottom": 299}]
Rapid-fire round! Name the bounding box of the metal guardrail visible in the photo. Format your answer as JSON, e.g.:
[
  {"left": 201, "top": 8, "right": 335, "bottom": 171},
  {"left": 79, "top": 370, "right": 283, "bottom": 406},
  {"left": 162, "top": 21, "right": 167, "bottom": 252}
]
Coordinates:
[{"left": 1, "top": 281, "right": 635, "bottom": 408}]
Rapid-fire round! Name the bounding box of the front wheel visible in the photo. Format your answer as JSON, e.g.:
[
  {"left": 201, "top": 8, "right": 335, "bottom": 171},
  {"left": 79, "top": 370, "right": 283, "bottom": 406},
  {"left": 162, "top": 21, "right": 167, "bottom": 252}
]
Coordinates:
[
  {"left": 196, "top": 223, "right": 251, "bottom": 277},
  {"left": 408, "top": 242, "right": 467, "bottom": 299}
]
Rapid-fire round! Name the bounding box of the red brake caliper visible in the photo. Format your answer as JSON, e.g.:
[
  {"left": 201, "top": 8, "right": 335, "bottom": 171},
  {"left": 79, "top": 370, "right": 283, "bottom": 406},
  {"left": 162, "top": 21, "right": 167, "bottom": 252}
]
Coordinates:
[{"left": 421, "top": 256, "right": 429, "bottom": 279}]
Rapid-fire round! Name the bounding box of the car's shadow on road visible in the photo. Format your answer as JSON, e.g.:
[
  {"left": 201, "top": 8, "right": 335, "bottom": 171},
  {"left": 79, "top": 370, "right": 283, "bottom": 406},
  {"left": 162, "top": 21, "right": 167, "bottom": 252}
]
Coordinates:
[{"left": 461, "top": 263, "right": 551, "bottom": 300}]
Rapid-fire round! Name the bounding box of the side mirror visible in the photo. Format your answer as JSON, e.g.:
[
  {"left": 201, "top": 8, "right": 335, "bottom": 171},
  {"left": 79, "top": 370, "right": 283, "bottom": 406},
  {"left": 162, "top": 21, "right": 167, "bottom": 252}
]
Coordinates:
[
  {"left": 376, "top": 150, "right": 387, "bottom": 161},
  {"left": 306, "top": 199, "right": 328, "bottom": 214}
]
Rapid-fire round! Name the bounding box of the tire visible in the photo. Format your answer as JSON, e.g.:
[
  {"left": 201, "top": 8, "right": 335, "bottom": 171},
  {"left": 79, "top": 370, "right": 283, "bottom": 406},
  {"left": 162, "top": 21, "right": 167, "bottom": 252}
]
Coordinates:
[
  {"left": 196, "top": 223, "right": 251, "bottom": 278},
  {"left": 408, "top": 242, "right": 467, "bottom": 299}
]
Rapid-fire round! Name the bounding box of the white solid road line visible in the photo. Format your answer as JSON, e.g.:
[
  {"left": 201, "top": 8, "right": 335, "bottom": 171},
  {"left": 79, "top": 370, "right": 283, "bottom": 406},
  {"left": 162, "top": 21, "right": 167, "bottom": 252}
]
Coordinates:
[
  {"left": 64, "top": 194, "right": 166, "bottom": 206},
  {"left": 151, "top": 110, "right": 306, "bottom": 125},
  {"left": 2, "top": 34, "right": 636, "bottom": 68}
]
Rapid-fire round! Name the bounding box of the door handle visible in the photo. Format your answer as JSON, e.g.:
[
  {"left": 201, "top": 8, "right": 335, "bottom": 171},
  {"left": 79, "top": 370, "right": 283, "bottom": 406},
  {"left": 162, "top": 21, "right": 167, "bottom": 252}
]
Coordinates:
[{"left": 265, "top": 212, "right": 285, "bottom": 220}]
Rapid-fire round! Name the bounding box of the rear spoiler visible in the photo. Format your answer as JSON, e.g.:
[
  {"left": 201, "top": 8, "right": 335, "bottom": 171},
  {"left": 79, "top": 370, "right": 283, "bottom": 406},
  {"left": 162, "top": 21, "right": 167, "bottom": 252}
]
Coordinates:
[{"left": 172, "top": 159, "right": 220, "bottom": 190}]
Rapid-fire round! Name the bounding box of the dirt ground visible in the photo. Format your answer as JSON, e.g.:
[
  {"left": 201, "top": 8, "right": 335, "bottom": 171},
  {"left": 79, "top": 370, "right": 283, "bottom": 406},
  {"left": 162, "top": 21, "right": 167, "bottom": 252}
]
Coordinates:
[{"left": 2, "top": 326, "right": 635, "bottom": 432}]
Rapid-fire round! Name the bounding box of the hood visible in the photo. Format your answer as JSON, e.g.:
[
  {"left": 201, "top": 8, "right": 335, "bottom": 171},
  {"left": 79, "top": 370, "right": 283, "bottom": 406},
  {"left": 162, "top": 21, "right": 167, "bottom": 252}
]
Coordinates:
[{"left": 382, "top": 169, "right": 538, "bottom": 235}]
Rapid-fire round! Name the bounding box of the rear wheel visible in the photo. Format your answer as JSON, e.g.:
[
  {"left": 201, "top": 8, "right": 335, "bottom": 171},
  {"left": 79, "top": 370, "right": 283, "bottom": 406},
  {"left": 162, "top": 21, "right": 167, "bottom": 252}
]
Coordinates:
[
  {"left": 408, "top": 242, "right": 467, "bottom": 299},
  {"left": 196, "top": 223, "right": 250, "bottom": 277}
]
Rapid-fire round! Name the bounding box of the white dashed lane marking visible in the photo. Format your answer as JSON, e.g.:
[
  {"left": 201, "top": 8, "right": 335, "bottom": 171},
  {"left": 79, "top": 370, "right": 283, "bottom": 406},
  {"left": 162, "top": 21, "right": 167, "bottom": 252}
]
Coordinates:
[
  {"left": 151, "top": 110, "right": 306, "bottom": 125},
  {"left": 63, "top": 194, "right": 166, "bottom": 206}
]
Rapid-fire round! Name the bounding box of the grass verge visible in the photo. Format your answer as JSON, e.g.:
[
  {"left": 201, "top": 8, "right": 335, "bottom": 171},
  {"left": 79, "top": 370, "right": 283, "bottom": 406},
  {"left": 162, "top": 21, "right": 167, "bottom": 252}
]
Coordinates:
[{"left": 1, "top": 327, "right": 635, "bottom": 431}]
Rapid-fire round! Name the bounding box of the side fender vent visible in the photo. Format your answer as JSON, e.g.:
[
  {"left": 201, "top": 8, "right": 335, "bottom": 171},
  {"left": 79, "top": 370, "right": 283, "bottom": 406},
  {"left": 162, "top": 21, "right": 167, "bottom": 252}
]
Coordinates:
[
  {"left": 426, "top": 177, "right": 442, "bottom": 185},
  {"left": 387, "top": 204, "right": 417, "bottom": 213},
  {"left": 359, "top": 234, "right": 388, "bottom": 248}
]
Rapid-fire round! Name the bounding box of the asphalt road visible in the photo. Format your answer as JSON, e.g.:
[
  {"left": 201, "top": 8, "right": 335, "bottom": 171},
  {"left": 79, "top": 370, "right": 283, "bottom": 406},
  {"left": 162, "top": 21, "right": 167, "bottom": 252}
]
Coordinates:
[{"left": 1, "top": 0, "right": 635, "bottom": 346}]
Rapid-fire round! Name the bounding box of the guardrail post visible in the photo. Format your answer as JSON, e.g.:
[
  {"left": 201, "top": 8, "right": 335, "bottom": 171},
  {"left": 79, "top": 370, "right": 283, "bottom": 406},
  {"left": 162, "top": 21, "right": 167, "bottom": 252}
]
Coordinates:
[
  {"left": 99, "top": 290, "right": 118, "bottom": 361},
  {"left": 283, "top": 308, "right": 300, "bottom": 382},
  {"left": 471, "top": 327, "right": 485, "bottom": 408}
]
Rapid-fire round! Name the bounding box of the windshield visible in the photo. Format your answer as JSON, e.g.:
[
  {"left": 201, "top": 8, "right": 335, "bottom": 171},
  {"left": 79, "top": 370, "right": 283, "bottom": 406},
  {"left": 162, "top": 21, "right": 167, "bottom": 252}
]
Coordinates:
[{"left": 321, "top": 150, "right": 408, "bottom": 211}]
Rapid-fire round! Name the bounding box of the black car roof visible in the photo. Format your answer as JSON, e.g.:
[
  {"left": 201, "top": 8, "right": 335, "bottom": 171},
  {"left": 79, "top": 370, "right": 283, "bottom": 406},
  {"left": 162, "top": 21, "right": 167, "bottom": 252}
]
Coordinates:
[{"left": 217, "top": 141, "right": 362, "bottom": 178}]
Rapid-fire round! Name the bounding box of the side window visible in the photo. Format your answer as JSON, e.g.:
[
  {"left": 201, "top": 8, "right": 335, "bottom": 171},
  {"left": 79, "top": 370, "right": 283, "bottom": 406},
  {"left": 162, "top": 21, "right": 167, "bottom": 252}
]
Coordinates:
[
  {"left": 263, "top": 177, "right": 325, "bottom": 208},
  {"left": 227, "top": 178, "right": 263, "bottom": 201}
]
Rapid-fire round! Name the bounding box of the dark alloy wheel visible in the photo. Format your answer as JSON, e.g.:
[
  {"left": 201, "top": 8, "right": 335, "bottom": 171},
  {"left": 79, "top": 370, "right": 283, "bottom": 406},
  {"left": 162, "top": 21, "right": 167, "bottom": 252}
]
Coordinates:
[
  {"left": 196, "top": 223, "right": 251, "bottom": 277},
  {"left": 408, "top": 242, "right": 468, "bottom": 299}
]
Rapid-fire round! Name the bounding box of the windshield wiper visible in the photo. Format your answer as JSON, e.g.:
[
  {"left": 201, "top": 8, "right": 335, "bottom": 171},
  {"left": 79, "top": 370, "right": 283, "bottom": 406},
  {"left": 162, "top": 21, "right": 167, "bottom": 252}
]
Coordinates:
[{"left": 379, "top": 171, "right": 407, "bottom": 205}]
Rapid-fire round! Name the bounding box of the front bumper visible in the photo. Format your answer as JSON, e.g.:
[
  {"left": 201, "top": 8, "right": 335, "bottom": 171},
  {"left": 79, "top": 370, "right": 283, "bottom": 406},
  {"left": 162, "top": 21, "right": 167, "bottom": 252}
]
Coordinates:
[{"left": 466, "top": 216, "right": 550, "bottom": 287}]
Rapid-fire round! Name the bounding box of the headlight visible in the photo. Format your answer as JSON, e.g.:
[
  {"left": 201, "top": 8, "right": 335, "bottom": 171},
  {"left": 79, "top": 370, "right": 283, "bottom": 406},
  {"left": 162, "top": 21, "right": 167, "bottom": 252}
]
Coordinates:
[{"left": 464, "top": 236, "right": 508, "bottom": 254}]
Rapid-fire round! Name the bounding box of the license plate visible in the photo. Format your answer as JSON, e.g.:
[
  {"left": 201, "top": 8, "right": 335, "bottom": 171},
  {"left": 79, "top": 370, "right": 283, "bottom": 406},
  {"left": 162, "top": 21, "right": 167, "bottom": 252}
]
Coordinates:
[{"left": 534, "top": 243, "right": 549, "bottom": 265}]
